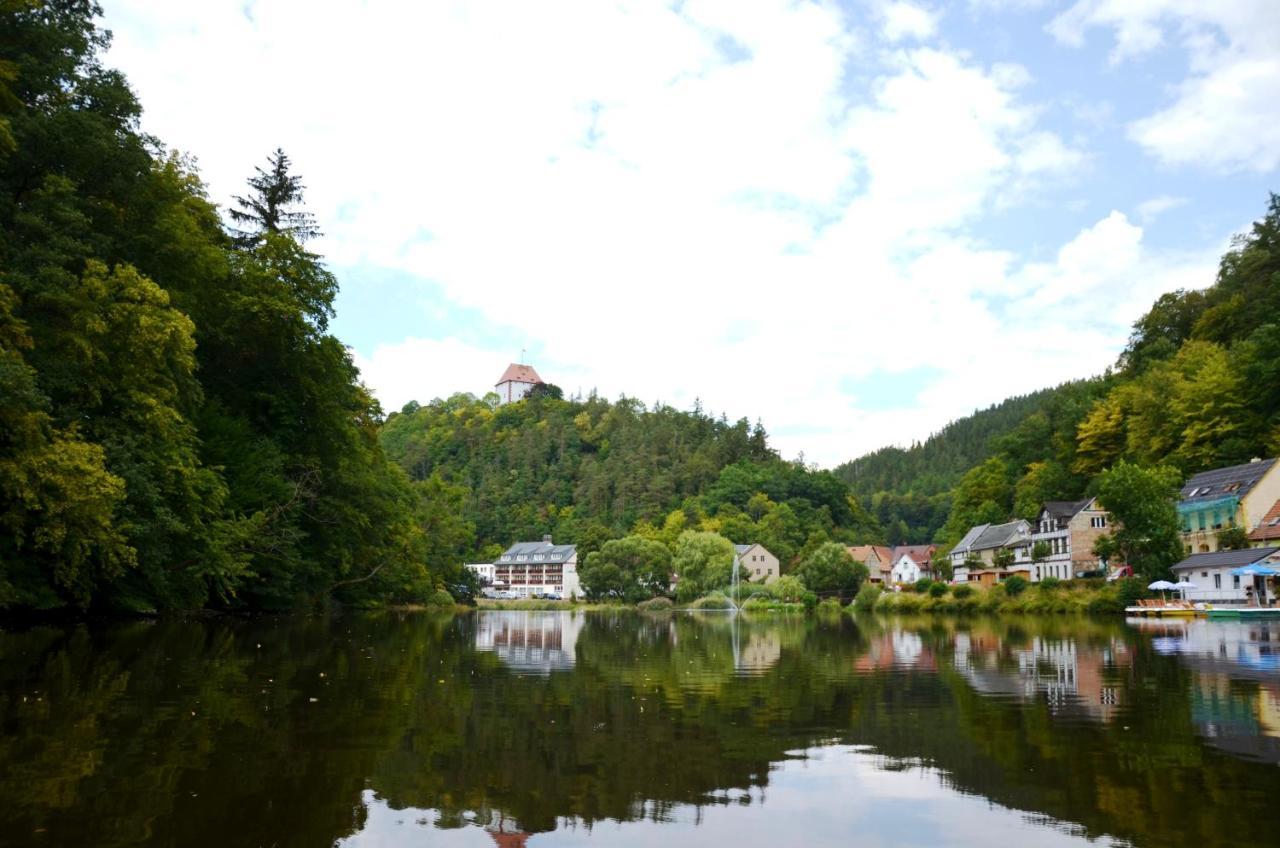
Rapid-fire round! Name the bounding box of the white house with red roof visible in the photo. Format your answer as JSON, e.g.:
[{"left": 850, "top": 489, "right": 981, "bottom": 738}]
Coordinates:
[{"left": 494, "top": 362, "right": 544, "bottom": 405}]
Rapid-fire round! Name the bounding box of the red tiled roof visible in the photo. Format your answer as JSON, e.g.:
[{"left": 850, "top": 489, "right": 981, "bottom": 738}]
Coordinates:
[
  {"left": 1249, "top": 499, "right": 1280, "bottom": 541},
  {"left": 496, "top": 363, "right": 543, "bottom": 386}
]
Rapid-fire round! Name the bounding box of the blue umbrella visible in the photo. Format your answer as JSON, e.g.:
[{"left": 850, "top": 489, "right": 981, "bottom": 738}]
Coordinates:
[{"left": 1230, "top": 564, "right": 1278, "bottom": 576}]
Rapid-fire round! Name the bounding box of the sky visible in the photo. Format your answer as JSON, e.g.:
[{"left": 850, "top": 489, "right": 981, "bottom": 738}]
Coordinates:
[{"left": 100, "top": 0, "right": 1279, "bottom": 467}]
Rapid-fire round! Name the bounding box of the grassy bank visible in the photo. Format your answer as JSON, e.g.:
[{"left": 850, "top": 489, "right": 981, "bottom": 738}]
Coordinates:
[{"left": 870, "top": 578, "right": 1143, "bottom": 616}]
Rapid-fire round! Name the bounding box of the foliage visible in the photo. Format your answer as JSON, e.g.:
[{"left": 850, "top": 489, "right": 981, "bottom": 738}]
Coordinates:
[
  {"left": 767, "top": 574, "right": 806, "bottom": 603},
  {"left": 951, "top": 584, "right": 974, "bottom": 599},
  {"left": 913, "top": 578, "right": 933, "bottom": 594},
  {"left": 928, "top": 581, "right": 948, "bottom": 598},
  {"left": 991, "top": 548, "right": 1016, "bottom": 570},
  {"left": 1002, "top": 575, "right": 1028, "bottom": 597},
  {"left": 228, "top": 147, "right": 320, "bottom": 245},
  {"left": 853, "top": 582, "right": 881, "bottom": 611},
  {"left": 580, "top": 535, "right": 672, "bottom": 603},
  {"left": 1030, "top": 540, "right": 1051, "bottom": 563},
  {"left": 1038, "top": 576, "right": 1063, "bottom": 591},
  {"left": 1093, "top": 462, "right": 1184, "bottom": 580},
  {"left": 672, "top": 531, "right": 735, "bottom": 602},
  {"left": 0, "top": 3, "right": 430, "bottom": 610},
  {"left": 794, "top": 541, "right": 867, "bottom": 599},
  {"left": 1216, "top": 526, "right": 1250, "bottom": 551},
  {"left": 636, "top": 596, "right": 674, "bottom": 612}
]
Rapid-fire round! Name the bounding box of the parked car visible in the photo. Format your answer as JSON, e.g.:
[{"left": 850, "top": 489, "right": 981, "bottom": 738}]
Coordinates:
[
  {"left": 542, "top": 592, "right": 562, "bottom": 601},
  {"left": 1074, "top": 568, "right": 1107, "bottom": 579}
]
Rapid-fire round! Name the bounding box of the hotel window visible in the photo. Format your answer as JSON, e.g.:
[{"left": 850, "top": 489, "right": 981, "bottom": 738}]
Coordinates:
[
  {"left": 1233, "top": 575, "right": 1241, "bottom": 589},
  {"left": 1090, "top": 516, "right": 1107, "bottom": 528},
  {"left": 1214, "top": 574, "right": 1221, "bottom": 589}
]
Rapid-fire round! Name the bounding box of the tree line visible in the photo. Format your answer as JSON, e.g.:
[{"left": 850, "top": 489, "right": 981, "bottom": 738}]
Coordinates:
[
  {"left": 835, "top": 194, "right": 1280, "bottom": 577},
  {"left": 0, "top": 2, "right": 450, "bottom": 611}
]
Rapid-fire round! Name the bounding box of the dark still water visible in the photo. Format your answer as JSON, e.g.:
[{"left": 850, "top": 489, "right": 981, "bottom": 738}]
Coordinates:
[{"left": 2, "top": 611, "right": 1278, "bottom": 848}]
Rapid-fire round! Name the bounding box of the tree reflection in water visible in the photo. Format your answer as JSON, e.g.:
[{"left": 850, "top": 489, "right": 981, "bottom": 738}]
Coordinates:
[{"left": 1, "top": 611, "right": 1278, "bottom": 847}]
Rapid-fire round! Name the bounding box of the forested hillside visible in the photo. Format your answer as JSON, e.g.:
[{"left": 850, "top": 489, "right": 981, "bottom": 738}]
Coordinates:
[
  {"left": 380, "top": 393, "right": 885, "bottom": 568},
  {"left": 836, "top": 194, "right": 1280, "bottom": 548},
  {"left": 0, "top": 2, "right": 437, "bottom": 611}
]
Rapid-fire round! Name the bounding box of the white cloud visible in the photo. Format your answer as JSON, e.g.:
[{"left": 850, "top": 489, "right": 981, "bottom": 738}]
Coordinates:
[
  {"left": 100, "top": 0, "right": 1218, "bottom": 466},
  {"left": 1050, "top": 1, "right": 1280, "bottom": 172},
  {"left": 1136, "top": 194, "right": 1186, "bottom": 222},
  {"left": 880, "top": 2, "right": 939, "bottom": 43}
]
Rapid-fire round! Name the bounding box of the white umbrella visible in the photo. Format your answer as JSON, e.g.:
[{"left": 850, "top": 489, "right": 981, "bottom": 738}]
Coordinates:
[
  {"left": 1148, "top": 580, "right": 1176, "bottom": 603},
  {"left": 1172, "top": 580, "right": 1196, "bottom": 602}
]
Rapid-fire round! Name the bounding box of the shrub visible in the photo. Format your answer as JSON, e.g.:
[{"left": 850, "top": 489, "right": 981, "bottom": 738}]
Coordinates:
[
  {"left": 1038, "top": 576, "right": 1063, "bottom": 591},
  {"left": 1003, "top": 575, "right": 1029, "bottom": 597},
  {"left": 913, "top": 578, "right": 933, "bottom": 594},
  {"left": 637, "top": 596, "right": 674, "bottom": 612},
  {"left": 929, "top": 582, "right": 948, "bottom": 598},
  {"left": 690, "top": 592, "right": 735, "bottom": 610},
  {"left": 801, "top": 591, "right": 818, "bottom": 612},
  {"left": 1115, "top": 577, "right": 1146, "bottom": 607},
  {"left": 952, "top": 584, "right": 974, "bottom": 599},
  {"left": 768, "top": 575, "right": 806, "bottom": 603},
  {"left": 853, "top": 583, "right": 882, "bottom": 612},
  {"left": 425, "top": 588, "right": 456, "bottom": 608},
  {"left": 817, "top": 597, "right": 843, "bottom": 613}
]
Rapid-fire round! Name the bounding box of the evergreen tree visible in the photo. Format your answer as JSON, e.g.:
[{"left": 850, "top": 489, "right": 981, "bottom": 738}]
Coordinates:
[{"left": 229, "top": 147, "right": 320, "bottom": 245}]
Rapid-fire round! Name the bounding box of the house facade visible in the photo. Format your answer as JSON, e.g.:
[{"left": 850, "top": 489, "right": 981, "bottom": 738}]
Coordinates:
[
  {"left": 494, "top": 362, "right": 545, "bottom": 405},
  {"left": 889, "top": 544, "right": 937, "bottom": 585},
  {"left": 950, "top": 520, "right": 1032, "bottom": 584},
  {"left": 1248, "top": 499, "right": 1280, "bottom": 547},
  {"left": 1177, "top": 458, "right": 1280, "bottom": 553},
  {"left": 1171, "top": 547, "right": 1280, "bottom": 606},
  {"left": 734, "top": 543, "right": 780, "bottom": 582},
  {"left": 1030, "top": 498, "right": 1114, "bottom": 581},
  {"left": 848, "top": 545, "right": 894, "bottom": 584},
  {"left": 465, "top": 562, "right": 496, "bottom": 585},
  {"left": 493, "top": 536, "right": 580, "bottom": 598}
]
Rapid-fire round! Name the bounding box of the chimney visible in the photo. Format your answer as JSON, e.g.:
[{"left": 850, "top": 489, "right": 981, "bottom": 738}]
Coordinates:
[{"left": 543, "top": 534, "right": 553, "bottom": 543}]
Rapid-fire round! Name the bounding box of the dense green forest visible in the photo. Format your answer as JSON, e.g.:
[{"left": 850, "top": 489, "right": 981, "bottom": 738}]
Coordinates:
[
  {"left": 379, "top": 393, "right": 885, "bottom": 570},
  {"left": 836, "top": 194, "right": 1280, "bottom": 548},
  {"left": 0, "top": 2, "right": 443, "bottom": 611}
]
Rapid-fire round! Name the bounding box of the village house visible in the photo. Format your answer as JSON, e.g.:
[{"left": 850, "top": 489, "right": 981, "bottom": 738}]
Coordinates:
[
  {"left": 734, "top": 543, "right": 780, "bottom": 581},
  {"left": 1248, "top": 499, "right": 1280, "bottom": 547},
  {"left": 493, "top": 536, "right": 580, "bottom": 599},
  {"left": 889, "top": 544, "right": 937, "bottom": 585},
  {"left": 465, "top": 562, "right": 496, "bottom": 585},
  {"left": 1030, "top": 498, "right": 1114, "bottom": 581},
  {"left": 494, "top": 362, "right": 545, "bottom": 405},
  {"left": 848, "top": 544, "right": 894, "bottom": 584},
  {"left": 1171, "top": 546, "right": 1280, "bottom": 606},
  {"left": 1177, "top": 458, "right": 1280, "bottom": 553},
  {"left": 950, "top": 520, "right": 1032, "bottom": 585}
]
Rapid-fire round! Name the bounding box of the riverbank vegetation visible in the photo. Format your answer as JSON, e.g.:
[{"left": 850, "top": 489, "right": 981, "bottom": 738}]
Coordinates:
[
  {"left": 872, "top": 576, "right": 1147, "bottom": 616},
  {"left": 0, "top": 3, "right": 461, "bottom": 612}
]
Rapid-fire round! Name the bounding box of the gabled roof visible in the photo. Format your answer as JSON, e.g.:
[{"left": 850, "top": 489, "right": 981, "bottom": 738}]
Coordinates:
[
  {"left": 496, "top": 540, "right": 576, "bottom": 564},
  {"left": 1040, "top": 499, "right": 1093, "bottom": 520},
  {"left": 1180, "top": 458, "right": 1276, "bottom": 505},
  {"left": 892, "top": 544, "right": 936, "bottom": 566},
  {"left": 1249, "top": 500, "right": 1280, "bottom": 542},
  {"left": 951, "top": 524, "right": 989, "bottom": 555},
  {"left": 496, "top": 363, "right": 544, "bottom": 386},
  {"left": 848, "top": 545, "right": 894, "bottom": 572},
  {"left": 1172, "top": 546, "right": 1280, "bottom": 571},
  {"left": 971, "top": 520, "right": 1030, "bottom": 552}
]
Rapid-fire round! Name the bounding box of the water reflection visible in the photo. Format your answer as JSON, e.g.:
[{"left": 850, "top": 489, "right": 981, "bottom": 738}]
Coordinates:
[{"left": 1, "top": 611, "right": 1278, "bottom": 847}]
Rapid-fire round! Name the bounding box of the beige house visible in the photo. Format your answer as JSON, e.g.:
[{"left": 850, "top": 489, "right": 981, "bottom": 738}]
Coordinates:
[
  {"left": 1030, "top": 498, "right": 1114, "bottom": 581},
  {"left": 735, "top": 543, "right": 780, "bottom": 581},
  {"left": 950, "top": 520, "right": 1032, "bottom": 583},
  {"left": 848, "top": 545, "right": 894, "bottom": 584},
  {"left": 1178, "top": 458, "right": 1280, "bottom": 553}
]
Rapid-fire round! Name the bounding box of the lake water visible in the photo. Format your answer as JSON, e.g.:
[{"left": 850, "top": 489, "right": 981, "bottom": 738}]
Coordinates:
[{"left": 1, "top": 611, "right": 1278, "bottom": 847}]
